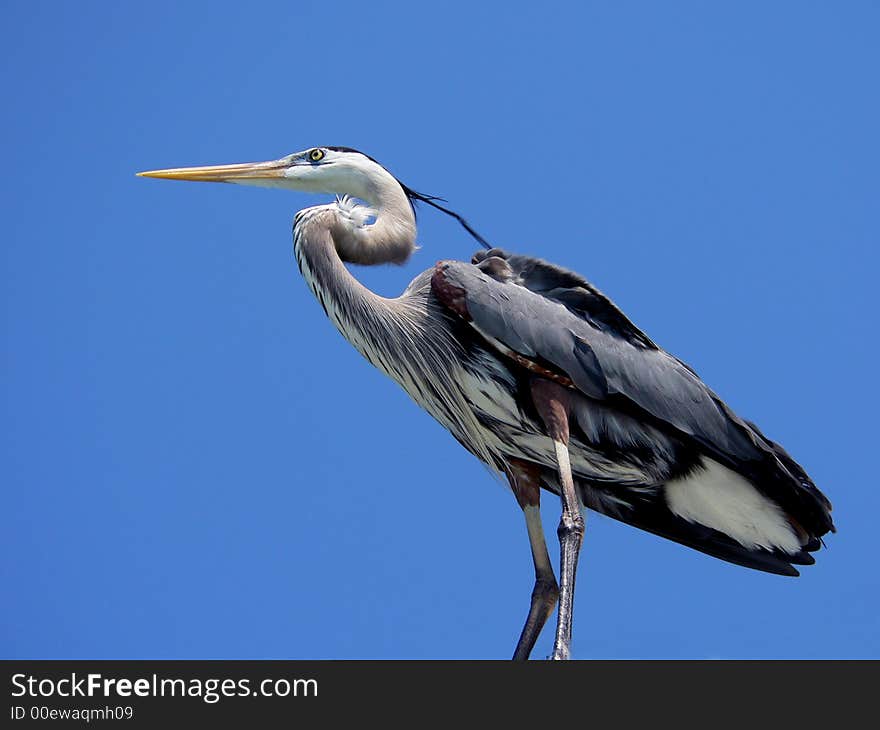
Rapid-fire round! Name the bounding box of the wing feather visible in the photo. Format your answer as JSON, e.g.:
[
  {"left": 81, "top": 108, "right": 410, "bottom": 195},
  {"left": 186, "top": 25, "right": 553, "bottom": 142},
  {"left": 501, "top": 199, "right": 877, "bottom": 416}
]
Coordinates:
[
  {"left": 432, "top": 249, "right": 833, "bottom": 537},
  {"left": 436, "top": 255, "right": 754, "bottom": 460}
]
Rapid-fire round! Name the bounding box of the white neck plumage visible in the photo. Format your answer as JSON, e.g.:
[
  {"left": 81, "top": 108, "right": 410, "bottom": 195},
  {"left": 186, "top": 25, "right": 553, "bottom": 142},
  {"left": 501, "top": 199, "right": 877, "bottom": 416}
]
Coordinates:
[
  {"left": 295, "top": 155, "right": 418, "bottom": 268},
  {"left": 330, "top": 180, "right": 417, "bottom": 266},
  {"left": 291, "top": 162, "right": 432, "bottom": 404},
  {"left": 291, "top": 157, "right": 421, "bottom": 341}
]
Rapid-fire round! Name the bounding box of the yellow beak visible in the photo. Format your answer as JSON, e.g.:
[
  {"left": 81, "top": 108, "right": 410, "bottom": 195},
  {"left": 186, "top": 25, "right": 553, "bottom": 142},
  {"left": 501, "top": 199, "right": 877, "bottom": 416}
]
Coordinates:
[{"left": 137, "top": 159, "right": 288, "bottom": 182}]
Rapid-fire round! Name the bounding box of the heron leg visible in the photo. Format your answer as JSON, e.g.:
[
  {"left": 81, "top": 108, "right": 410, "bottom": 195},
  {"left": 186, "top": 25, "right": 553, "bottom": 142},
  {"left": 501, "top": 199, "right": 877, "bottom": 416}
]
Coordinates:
[
  {"left": 508, "top": 460, "right": 559, "bottom": 661},
  {"left": 531, "top": 379, "right": 585, "bottom": 661}
]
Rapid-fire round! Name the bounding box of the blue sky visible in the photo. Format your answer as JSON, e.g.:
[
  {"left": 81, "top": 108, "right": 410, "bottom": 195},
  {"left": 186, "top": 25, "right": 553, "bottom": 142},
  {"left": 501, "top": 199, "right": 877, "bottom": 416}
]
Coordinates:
[{"left": 2, "top": 1, "right": 877, "bottom": 659}]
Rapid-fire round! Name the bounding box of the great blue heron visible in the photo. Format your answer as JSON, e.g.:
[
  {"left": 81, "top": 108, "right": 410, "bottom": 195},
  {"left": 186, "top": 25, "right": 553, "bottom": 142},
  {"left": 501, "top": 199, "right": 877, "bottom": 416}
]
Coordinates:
[{"left": 139, "top": 146, "right": 834, "bottom": 660}]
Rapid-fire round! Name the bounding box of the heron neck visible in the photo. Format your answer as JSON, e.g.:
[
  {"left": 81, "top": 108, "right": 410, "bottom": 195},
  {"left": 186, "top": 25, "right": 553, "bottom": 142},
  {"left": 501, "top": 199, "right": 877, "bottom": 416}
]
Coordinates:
[
  {"left": 293, "top": 207, "right": 407, "bottom": 346},
  {"left": 331, "top": 173, "right": 417, "bottom": 266}
]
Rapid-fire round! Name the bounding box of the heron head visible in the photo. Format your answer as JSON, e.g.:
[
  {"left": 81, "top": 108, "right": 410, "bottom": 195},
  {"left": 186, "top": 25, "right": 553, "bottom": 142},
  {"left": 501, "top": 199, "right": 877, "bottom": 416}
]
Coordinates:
[
  {"left": 139, "top": 146, "right": 493, "bottom": 250},
  {"left": 138, "top": 147, "right": 398, "bottom": 205}
]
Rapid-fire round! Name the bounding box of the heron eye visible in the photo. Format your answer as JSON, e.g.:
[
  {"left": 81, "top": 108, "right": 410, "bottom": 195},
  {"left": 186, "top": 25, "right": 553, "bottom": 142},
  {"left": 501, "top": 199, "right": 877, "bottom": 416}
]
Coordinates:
[{"left": 309, "top": 149, "right": 325, "bottom": 162}]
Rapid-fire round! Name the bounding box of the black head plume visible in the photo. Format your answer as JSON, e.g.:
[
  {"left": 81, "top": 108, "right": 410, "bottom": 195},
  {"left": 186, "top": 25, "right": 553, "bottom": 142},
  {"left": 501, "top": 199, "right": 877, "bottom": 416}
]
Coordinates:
[{"left": 399, "top": 183, "right": 492, "bottom": 251}]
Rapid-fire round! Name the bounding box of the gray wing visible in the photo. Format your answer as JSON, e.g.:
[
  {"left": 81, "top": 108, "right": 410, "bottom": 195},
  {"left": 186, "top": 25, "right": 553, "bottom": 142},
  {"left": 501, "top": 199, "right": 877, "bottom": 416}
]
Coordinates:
[
  {"left": 433, "top": 250, "right": 760, "bottom": 464},
  {"left": 431, "top": 249, "right": 834, "bottom": 570}
]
